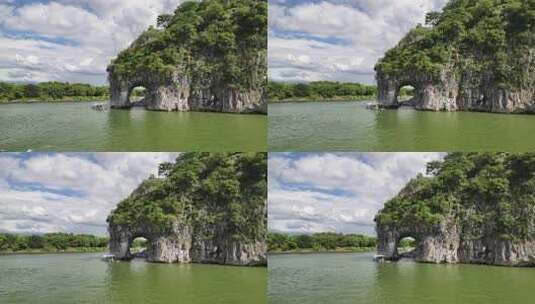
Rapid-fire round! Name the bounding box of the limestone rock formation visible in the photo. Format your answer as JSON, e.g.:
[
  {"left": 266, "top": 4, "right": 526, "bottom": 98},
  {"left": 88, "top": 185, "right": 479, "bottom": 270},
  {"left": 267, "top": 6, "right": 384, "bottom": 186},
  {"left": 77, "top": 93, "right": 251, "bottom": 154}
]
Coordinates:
[
  {"left": 107, "top": 0, "right": 267, "bottom": 114},
  {"left": 375, "top": 153, "right": 535, "bottom": 266},
  {"left": 375, "top": 0, "right": 535, "bottom": 113},
  {"left": 107, "top": 153, "right": 267, "bottom": 266},
  {"left": 107, "top": 65, "right": 266, "bottom": 113}
]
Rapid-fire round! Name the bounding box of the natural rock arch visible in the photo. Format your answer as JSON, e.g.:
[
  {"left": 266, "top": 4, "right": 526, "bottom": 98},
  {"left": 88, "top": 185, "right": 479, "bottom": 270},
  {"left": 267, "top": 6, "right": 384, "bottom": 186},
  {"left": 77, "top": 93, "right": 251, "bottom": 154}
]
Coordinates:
[
  {"left": 109, "top": 221, "right": 192, "bottom": 263},
  {"left": 107, "top": 68, "right": 191, "bottom": 111},
  {"left": 109, "top": 219, "right": 267, "bottom": 265},
  {"left": 376, "top": 68, "right": 460, "bottom": 111},
  {"left": 376, "top": 218, "right": 461, "bottom": 263}
]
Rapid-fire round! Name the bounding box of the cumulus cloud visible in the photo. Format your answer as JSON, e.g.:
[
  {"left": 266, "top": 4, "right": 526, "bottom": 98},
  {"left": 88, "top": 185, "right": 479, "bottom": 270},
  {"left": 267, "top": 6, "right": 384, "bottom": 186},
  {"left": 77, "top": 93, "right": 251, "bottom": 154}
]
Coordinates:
[
  {"left": 0, "top": 153, "right": 178, "bottom": 235},
  {"left": 268, "top": 153, "right": 444, "bottom": 235},
  {"left": 0, "top": 0, "right": 184, "bottom": 84},
  {"left": 269, "top": 0, "right": 449, "bottom": 84}
]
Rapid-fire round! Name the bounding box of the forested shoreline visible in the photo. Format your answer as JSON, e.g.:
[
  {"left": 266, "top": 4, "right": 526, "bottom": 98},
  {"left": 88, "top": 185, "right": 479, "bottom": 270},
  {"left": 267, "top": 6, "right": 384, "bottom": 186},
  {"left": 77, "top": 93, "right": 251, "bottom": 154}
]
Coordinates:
[
  {"left": 0, "top": 233, "right": 108, "bottom": 254},
  {"left": 267, "top": 232, "right": 377, "bottom": 253},
  {"left": 0, "top": 82, "right": 109, "bottom": 103},
  {"left": 268, "top": 81, "right": 377, "bottom": 102},
  {"left": 267, "top": 81, "right": 414, "bottom": 102}
]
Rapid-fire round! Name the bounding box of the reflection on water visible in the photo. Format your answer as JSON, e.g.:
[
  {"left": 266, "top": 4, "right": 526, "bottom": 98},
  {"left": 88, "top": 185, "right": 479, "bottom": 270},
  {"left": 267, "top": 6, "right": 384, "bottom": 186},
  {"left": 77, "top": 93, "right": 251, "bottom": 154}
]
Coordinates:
[
  {"left": 269, "top": 101, "right": 535, "bottom": 151},
  {"left": 0, "top": 102, "right": 266, "bottom": 151},
  {"left": 0, "top": 253, "right": 266, "bottom": 304},
  {"left": 268, "top": 252, "right": 535, "bottom": 304}
]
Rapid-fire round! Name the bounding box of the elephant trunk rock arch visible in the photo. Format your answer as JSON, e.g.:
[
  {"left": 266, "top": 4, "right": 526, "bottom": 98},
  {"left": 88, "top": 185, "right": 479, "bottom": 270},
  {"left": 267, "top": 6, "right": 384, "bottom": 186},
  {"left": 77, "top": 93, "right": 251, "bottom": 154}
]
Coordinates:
[
  {"left": 376, "top": 68, "right": 460, "bottom": 111},
  {"left": 376, "top": 218, "right": 461, "bottom": 264},
  {"left": 108, "top": 222, "right": 192, "bottom": 263},
  {"left": 107, "top": 66, "right": 265, "bottom": 113},
  {"left": 376, "top": 217, "right": 535, "bottom": 266},
  {"left": 109, "top": 221, "right": 266, "bottom": 265},
  {"left": 107, "top": 67, "right": 191, "bottom": 112}
]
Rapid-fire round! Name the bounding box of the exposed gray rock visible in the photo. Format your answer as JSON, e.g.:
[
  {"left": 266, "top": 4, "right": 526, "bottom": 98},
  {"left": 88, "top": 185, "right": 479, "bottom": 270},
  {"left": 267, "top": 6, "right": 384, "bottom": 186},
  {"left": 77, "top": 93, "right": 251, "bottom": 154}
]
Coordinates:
[
  {"left": 376, "top": 51, "right": 535, "bottom": 113},
  {"left": 376, "top": 215, "right": 535, "bottom": 266},
  {"left": 107, "top": 65, "right": 266, "bottom": 114},
  {"left": 108, "top": 213, "right": 266, "bottom": 266},
  {"left": 109, "top": 220, "right": 192, "bottom": 263}
]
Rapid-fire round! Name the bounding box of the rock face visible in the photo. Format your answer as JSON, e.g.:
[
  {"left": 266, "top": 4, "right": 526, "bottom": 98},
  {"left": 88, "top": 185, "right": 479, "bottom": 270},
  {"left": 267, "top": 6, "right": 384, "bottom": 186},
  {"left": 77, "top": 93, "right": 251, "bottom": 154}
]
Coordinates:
[
  {"left": 375, "top": 153, "right": 535, "bottom": 266},
  {"left": 375, "top": 0, "right": 535, "bottom": 113},
  {"left": 376, "top": 55, "right": 535, "bottom": 113},
  {"left": 377, "top": 218, "right": 535, "bottom": 266},
  {"left": 109, "top": 220, "right": 267, "bottom": 265},
  {"left": 109, "top": 221, "right": 192, "bottom": 263},
  {"left": 107, "top": 66, "right": 266, "bottom": 113}
]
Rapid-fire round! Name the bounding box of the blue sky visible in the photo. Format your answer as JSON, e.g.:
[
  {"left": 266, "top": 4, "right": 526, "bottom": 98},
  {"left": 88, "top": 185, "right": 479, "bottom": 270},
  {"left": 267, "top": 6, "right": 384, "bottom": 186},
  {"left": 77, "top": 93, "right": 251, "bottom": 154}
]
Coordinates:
[
  {"left": 0, "top": 153, "right": 177, "bottom": 236},
  {"left": 0, "top": 0, "right": 185, "bottom": 85},
  {"left": 268, "top": 153, "right": 444, "bottom": 236},
  {"left": 269, "top": 0, "right": 448, "bottom": 84}
]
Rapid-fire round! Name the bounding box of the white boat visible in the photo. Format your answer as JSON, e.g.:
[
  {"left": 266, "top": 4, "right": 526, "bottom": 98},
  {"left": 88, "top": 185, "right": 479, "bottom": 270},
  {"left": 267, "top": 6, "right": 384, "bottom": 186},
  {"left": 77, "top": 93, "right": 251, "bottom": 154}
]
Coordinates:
[
  {"left": 366, "top": 102, "right": 380, "bottom": 110},
  {"left": 373, "top": 255, "right": 387, "bottom": 263},
  {"left": 101, "top": 253, "right": 116, "bottom": 262}
]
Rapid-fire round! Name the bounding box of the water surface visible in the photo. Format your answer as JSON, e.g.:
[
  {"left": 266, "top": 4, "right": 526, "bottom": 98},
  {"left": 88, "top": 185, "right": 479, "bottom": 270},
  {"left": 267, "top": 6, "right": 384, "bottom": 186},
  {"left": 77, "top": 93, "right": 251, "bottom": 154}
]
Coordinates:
[
  {"left": 269, "top": 101, "right": 535, "bottom": 151},
  {"left": 0, "top": 253, "right": 266, "bottom": 304},
  {"left": 0, "top": 102, "right": 266, "bottom": 151},
  {"left": 268, "top": 252, "right": 535, "bottom": 304}
]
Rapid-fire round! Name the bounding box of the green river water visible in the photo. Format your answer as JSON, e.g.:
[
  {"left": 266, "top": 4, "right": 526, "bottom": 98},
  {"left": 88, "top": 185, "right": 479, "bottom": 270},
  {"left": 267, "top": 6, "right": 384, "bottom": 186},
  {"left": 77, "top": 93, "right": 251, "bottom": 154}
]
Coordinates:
[
  {"left": 268, "top": 101, "right": 535, "bottom": 151},
  {"left": 0, "top": 102, "right": 266, "bottom": 151},
  {"left": 0, "top": 253, "right": 266, "bottom": 304},
  {"left": 268, "top": 252, "right": 535, "bottom": 304}
]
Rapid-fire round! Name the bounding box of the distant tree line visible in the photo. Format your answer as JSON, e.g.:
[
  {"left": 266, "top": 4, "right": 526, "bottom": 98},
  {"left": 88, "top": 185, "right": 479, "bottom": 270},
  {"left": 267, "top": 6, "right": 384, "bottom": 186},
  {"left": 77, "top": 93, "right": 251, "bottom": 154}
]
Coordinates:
[
  {"left": 268, "top": 81, "right": 377, "bottom": 101},
  {"left": 0, "top": 233, "right": 108, "bottom": 252},
  {"left": 0, "top": 82, "right": 109, "bottom": 102},
  {"left": 268, "top": 232, "right": 377, "bottom": 252}
]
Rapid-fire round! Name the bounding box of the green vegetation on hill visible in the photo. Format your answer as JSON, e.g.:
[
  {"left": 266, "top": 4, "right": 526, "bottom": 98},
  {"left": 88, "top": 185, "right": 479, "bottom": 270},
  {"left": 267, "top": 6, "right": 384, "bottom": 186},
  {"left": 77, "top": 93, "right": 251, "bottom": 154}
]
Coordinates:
[
  {"left": 268, "top": 81, "right": 377, "bottom": 102},
  {"left": 109, "top": 0, "right": 267, "bottom": 90},
  {"left": 0, "top": 82, "right": 109, "bottom": 103},
  {"left": 0, "top": 233, "right": 108, "bottom": 253},
  {"left": 267, "top": 232, "right": 377, "bottom": 252},
  {"left": 108, "top": 153, "right": 267, "bottom": 243},
  {"left": 375, "top": 153, "right": 535, "bottom": 241},
  {"left": 376, "top": 0, "right": 535, "bottom": 88}
]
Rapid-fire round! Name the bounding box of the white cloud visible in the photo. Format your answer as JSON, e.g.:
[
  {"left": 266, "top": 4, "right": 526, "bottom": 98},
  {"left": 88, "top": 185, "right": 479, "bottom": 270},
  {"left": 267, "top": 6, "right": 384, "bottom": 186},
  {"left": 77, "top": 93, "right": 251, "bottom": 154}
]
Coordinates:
[
  {"left": 268, "top": 153, "right": 444, "bottom": 235},
  {"left": 269, "top": 0, "right": 449, "bottom": 84},
  {"left": 0, "top": 153, "right": 178, "bottom": 235},
  {"left": 0, "top": 0, "right": 184, "bottom": 84}
]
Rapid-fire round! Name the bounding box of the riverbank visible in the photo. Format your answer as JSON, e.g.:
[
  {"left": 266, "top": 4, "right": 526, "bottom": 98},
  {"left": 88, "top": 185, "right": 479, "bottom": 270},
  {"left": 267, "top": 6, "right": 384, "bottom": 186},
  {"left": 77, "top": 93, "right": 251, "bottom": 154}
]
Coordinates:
[
  {"left": 269, "top": 96, "right": 374, "bottom": 103},
  {"left": 0, "top": 247, "right": 107, "bottom": 255},
  {"left": 0, "top": 96, "right": 109, "bottom": 104},
  {"left": 269, "top": 247, "right": 375, "bottom": 254}
]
